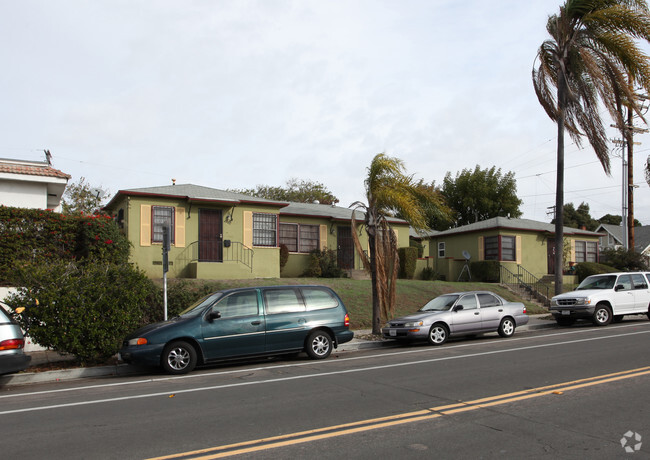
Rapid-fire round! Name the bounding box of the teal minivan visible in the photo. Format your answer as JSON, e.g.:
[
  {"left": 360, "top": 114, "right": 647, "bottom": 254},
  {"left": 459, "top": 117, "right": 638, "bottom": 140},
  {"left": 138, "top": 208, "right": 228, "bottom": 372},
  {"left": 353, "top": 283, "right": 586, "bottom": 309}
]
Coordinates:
[{"left": 119, "top": 285, "right": 353, "bottom": 374}]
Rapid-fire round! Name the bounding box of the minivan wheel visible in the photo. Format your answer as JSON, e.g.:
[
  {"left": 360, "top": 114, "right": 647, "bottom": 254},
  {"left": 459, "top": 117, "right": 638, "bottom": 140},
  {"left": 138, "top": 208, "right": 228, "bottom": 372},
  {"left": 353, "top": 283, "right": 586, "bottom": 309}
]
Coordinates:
[
  {"left": 592, "top": 304, "right": 612, "bottom": 327},
  {"left": 162, "top": 340, "right": 197, "bottom": 374},
  {"left": 498, "top": 317, "right": 516, "bottom": 338},
  {"left": 305, "top": 331, "right": 332, "bottom": 359},
  {"left": 428, "top": 323, "right": 448, "bottom": 346}
]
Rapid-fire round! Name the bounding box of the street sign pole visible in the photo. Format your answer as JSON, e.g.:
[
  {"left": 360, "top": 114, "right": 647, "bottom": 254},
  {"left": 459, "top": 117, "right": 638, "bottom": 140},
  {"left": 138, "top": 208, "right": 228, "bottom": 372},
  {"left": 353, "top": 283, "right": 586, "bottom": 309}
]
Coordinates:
[{"left": 162, "top": 226, "right": 170, "bottom": 321}]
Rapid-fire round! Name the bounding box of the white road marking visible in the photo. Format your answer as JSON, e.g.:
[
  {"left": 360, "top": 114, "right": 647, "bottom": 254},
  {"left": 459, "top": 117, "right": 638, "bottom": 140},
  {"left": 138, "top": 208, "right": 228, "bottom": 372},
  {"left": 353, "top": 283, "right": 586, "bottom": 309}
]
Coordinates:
[{"left": 0, "top": 326, "right": 649, "bottom": 415}]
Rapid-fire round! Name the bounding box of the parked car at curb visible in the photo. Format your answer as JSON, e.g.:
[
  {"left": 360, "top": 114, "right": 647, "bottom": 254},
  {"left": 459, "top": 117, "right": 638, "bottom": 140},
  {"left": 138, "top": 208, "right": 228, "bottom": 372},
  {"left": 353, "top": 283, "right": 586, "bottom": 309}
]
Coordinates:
[
  {"left": 0, "top": 302, "right": 31, "bottom": 375},
  {"left": 550, "top": 272, "right": 650, "bottom": 326},
  {"left": 382, "top": 291, "right": 529, "bottom": 345},
  {"left": 120, "top": 285, "right": 353, "bottom": 374}
]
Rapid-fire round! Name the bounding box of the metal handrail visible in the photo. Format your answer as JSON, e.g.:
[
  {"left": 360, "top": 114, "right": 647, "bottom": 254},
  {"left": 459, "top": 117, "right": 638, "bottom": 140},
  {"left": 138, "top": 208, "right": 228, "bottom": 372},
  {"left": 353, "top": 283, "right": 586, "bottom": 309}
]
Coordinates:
[
  {"left": 499, "top": 264, "right": 551, "bottom": 306},
  {"left": 182, "top": 241, "right": 254, "bottom": 271}
]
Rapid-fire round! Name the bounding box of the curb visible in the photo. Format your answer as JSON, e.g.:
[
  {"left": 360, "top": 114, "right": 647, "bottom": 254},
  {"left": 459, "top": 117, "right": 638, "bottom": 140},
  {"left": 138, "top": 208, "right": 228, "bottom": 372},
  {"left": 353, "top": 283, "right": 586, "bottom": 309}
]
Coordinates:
[{"left": 1, "top": 320, "right": 556, "bottom": 387}]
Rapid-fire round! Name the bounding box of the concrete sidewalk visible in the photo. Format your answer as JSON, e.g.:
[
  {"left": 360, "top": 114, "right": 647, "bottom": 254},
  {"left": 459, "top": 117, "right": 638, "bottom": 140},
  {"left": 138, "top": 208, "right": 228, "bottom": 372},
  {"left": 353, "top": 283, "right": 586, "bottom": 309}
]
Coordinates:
[{"left": 0, "top": 314, "right": 555, "bottom": 386}]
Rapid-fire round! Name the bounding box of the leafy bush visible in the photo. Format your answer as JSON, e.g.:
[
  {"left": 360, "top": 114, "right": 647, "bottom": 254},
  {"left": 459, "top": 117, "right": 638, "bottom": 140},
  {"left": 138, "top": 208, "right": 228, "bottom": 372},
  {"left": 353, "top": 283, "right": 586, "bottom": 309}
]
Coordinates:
[
  {"left": 574, "top": 261, "right": 618, "bottom": 282},
  {"left": 0, "top": 207, "right": 130, "bottom": 284},
  {"left": 409, "top": 238, "right": 424, "bottom": 258},
  {"left": 279, "top": 244, "right": 289, "bottom": 270},
  {"left": 398, "top": 247, "right": 418, "bottom": 279},
  {"left": 303, "top": 249, "right": 344, "bottom": 278},
  {"left": 470, "top": 260, "right": 500, "bottom": 282},
  {"left": 421, "top": 266, "right": 440, "bottom": 281},
  {"left": 599, "top": 248, "right": 648, "bottom": 272},
  {"left": 6, "top": 259, "right": 156, "bottom": 364}
]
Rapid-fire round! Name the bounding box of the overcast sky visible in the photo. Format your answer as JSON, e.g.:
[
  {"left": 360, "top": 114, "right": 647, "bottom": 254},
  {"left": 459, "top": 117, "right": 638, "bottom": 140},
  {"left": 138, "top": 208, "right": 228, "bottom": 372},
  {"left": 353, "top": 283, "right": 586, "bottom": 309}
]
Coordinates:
[{"left": 2, "top": 0, "right": 649, "bottom": 225}]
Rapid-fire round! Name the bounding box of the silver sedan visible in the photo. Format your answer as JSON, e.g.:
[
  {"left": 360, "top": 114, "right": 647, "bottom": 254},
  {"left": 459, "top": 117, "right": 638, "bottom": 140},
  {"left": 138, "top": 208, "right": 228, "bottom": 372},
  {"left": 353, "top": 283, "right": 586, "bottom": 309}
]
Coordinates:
[{"left": 382, "top": 291, "right": 529, "bottom": 345}]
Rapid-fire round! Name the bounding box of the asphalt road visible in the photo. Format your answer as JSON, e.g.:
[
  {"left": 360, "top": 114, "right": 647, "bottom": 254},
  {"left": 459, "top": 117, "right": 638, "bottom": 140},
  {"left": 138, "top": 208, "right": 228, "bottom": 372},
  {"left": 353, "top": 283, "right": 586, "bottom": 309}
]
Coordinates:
[{"left": 2, "top": 318, "right": 649, "bottom": 459}]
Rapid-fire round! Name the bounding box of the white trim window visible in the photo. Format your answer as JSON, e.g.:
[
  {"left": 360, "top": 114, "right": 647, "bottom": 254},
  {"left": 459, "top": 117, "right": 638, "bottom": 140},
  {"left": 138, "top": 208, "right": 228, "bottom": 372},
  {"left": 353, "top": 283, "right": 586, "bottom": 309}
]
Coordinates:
[{"left": 438, "top": 242, "right": 446, "bottom": 258}]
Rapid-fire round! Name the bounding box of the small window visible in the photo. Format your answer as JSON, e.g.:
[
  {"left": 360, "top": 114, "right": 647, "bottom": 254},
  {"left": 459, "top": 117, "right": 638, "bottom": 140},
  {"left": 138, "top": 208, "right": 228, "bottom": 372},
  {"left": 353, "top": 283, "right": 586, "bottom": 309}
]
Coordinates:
[
  {"left": 478, "top": 293, "right": 501, "bottom": 308},
  {"left": 302, "top": 288, "right": 339, "bottom": 310},
  {"left": 438, "top": 242, "right": 445, "bottom": 258},
  {"left": 279, "top": 223, "right": 298, "bottom": 252},
  {"left": 212, "top": 291, "right": 259, "bottom": 318},
  {"left": 253, "top": 213, "right": 277, "bottom": 247},
  {"left": 501, "top": 236, "right": 515, "bottom": 261},
  {"left": 484, "top": 235, "right": 515, "bottom": 261},
  {"left": 617, "top": 274, "right": 633, "bottom": 291},
  {"left": 152, "top": 206, "right": 175, "bottom": 244},
  {"left": 299, "top": 225, "right": 320, "bottom": 253},
  {"left": 575, "top": 240, "right": 598, "bottom": 263},
  {"left": 631, "top": 274, "right": 648, "bottom": 289},
  {"left": 484, "top": 236, "right": 499, "bottom": 260},
  {"left": 264, "top": 289, "right": 305, "bottom": 314},
  {"left": 458, "top": 294, "right": 477, "bottom": 310}
]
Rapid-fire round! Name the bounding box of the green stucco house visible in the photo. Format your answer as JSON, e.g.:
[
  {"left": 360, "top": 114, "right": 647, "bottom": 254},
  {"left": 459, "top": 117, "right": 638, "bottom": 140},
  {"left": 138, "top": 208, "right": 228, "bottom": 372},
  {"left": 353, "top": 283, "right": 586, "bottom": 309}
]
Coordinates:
[
  {"left": 104, "top": 184, "right": 410, "bottom": 280},
  {"left": 413, "top": 217, "right": 603, "bottom": 283}
]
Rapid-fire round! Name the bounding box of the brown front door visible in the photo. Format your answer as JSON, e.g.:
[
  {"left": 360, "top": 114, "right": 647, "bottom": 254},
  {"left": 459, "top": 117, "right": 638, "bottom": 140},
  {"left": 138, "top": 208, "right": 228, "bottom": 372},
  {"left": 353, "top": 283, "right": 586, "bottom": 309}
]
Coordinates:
[
  {"left": 337, "top": 226, "right": 354, "bottom": 269},
  {"left": 547, "top": 239, "right": 555, "bottom": 275},
  {"left": 199, "top": 209, "right": 223, "bottom": 262}
]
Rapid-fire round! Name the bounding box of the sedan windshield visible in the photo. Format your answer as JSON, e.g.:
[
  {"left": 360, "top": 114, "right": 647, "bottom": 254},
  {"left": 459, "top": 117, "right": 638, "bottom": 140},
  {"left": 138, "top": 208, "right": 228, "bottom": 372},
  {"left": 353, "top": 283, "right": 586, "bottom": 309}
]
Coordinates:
[
  {"left": 420, "top": 295, "right": 459, "bottom": 312},
  {"left": 178, "top": 293, "right": 222, "bottom": 317},
  {"left": 577, "top": 275, "right": 616, "bottom": 290}
]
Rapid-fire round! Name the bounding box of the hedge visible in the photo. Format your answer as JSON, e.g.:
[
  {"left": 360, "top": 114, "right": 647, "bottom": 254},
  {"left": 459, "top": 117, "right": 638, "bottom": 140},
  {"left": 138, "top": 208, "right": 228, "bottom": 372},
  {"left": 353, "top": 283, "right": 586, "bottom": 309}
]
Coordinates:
[{"left": 398, "top": 247, "right": 418, "bottom": 279}]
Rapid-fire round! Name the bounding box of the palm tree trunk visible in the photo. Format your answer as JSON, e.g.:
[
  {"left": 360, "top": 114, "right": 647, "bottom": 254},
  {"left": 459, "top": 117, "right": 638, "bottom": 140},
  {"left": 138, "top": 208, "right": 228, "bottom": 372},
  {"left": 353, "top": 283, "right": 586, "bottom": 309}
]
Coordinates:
[
  {"left": 554, "top": 73, "right": 566, "bottom": 295},
  {"left": 368, "top": 230, "right": 381, "bottom": 335}
]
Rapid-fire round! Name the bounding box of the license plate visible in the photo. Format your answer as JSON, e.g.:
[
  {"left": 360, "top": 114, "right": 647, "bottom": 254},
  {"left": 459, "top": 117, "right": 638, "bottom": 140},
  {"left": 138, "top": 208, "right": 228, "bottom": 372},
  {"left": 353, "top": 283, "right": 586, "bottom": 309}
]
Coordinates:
[
  {"left": 389, "top": 329, "right": 397, "bottom": 337},
  {"left": 562, "top": 310, "right": 570, "bottom": 316}
]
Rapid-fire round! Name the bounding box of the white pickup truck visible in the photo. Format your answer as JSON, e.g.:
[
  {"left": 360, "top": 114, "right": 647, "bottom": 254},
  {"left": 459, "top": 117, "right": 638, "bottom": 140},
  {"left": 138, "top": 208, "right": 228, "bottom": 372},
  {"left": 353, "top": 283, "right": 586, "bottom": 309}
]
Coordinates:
[{"left": 550, "top": 272, "right": 650, "bottom": 326}]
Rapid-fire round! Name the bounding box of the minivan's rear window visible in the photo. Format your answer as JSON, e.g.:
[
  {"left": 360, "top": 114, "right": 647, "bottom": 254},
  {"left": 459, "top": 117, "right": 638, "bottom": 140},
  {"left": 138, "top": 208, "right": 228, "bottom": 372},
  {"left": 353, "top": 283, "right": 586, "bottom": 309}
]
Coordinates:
[
  {"left": 302, "top": 288, "right": 339, "bottom": 310},
  {"left": 264, "top": 289, "right": 305, "bottom": 314}
]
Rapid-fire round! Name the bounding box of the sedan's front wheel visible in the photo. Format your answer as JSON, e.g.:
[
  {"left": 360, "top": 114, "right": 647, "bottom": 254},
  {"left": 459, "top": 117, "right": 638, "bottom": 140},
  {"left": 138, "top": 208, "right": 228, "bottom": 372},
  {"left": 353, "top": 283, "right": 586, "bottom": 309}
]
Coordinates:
[
  {"left": 428, "top": 323, "right": 449, "bottom": 346},
  {"left": 498, "top": 317, "right": 516, "bottom": 338}
]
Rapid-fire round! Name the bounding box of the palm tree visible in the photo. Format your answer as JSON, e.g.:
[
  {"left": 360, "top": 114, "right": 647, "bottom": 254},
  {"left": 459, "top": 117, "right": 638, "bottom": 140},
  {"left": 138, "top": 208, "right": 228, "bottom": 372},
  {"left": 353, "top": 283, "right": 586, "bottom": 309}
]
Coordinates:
[
  {"left": 533, "top": 0, "right": 650, "bottom": 294},
  {"left": 351, "top": 153, "right": 441, "bottom": 334}
]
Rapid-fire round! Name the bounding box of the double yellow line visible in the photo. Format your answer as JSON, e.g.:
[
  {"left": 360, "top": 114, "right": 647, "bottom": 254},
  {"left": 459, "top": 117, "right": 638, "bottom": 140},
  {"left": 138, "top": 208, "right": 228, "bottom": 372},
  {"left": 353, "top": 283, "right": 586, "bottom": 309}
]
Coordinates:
[{"left": 149, "top": 366, "right": 650, "bottom": 460}]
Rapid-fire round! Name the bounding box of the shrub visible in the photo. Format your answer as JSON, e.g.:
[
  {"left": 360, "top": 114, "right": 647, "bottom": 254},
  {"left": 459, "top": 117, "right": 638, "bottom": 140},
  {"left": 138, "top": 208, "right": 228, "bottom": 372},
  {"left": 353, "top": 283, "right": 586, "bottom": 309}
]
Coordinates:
[
  {"left": 409, "top": 238, "right": 424, "bottom": 258},
  {"left": 279, "top": 244, "right": 289, "bottom": 270},
  {"left": 303, "top": 249, "right": 343, "bottom": 278},
  {"left": 470, "top": 260, "right": 500, "bottom": 282},
  {"left": 599, "top": 248, "right": 648, "bottom": 272},
  {"left": 6, "top": 259, "right": 156, "bottom": 365},
  {"left": 574, "top": 262, "right": 618, "bottom": 282},
  {"left": 421, "top": 266, "right": 440, "bottom": 281},
  {"left": 0, "top": 207, "right": 130, "bottom": 284},
  {"left": 398, "top": 247, "right": 418, "bottom": 279}
]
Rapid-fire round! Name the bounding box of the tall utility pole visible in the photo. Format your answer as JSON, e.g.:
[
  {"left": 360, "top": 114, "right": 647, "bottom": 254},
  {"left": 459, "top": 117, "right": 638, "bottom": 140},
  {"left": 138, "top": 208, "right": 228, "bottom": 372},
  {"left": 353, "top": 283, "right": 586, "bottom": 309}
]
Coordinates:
[{"left": 612, "top": 91, "right": 648, "bottom": 250}]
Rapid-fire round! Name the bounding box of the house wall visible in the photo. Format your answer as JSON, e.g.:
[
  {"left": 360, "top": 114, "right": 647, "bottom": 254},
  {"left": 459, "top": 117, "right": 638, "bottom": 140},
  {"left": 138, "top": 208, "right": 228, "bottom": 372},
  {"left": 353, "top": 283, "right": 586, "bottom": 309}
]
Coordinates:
[
  {"left": 113, "top": 195, "right": 281, "bottom": 280},
  {"left": 418, "top": 229, "right": 599, "bottom": 281},
  {"left": 280, "top": 219, "right": 411, "bottom": 278},
  {"left": 0, "top": 180, "right": 49, "bottom": 209}
]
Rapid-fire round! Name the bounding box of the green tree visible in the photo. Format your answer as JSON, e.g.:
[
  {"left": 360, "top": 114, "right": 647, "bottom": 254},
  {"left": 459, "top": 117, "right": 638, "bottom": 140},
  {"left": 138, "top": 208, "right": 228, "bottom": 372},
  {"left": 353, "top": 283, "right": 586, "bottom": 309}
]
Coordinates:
[
  {"left": 351, "top": 153, "right": 436, "bottom": 334},
  {"left": 532, "top": 0, "right": 650, "bottom": 294},
  {"left": 441, "top": 165, "right": 522, "bottom": 227},
  {"left": 553, "top": 202, "right": 598, "bottom": 230},
  {"left": 62, "top": 177, "right": 110, "bottom": 214},
  {"left": 231, "top": 178, "right": 339, "bottom": 204},
  {"left": 597, "top": 213, "right": 642, "bottom": 226},
  {"left": 403, "top": 180, "right": 453, "bottom": 231}
]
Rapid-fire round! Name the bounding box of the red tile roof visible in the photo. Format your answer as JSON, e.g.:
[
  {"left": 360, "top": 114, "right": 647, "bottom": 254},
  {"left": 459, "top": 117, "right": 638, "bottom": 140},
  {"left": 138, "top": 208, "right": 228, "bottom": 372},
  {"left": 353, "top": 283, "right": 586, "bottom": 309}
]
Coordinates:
[{"left": 0, "top": 163, "right": 71, "bottom": 180}]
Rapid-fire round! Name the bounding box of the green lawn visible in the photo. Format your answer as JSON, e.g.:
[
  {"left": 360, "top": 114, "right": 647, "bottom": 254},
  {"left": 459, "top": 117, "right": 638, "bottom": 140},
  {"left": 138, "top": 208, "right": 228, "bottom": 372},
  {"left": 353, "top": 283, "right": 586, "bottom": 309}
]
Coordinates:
[{"left": 168, "top": 278, "right": 547, "bottom": 330}]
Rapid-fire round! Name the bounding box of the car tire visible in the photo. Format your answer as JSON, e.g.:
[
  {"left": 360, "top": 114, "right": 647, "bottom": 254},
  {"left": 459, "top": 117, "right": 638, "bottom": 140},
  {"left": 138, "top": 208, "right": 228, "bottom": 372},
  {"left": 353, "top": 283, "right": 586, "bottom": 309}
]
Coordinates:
[
  {"left": 305, "top": 330, "right": 332, "bottom": 359},
  {"left": 498, "top": 317, "right": 516, "bottom": 338},
  {"left": 555, "top": 317, "right": 576, "bottom": 327},
  {"left": 162, "top": 340, "right": 197, "bottom": 375},
  {"left": 592, "top": 304, "right": 612, "bottom": 327},
  {"left": 427, "top": 323, "right": 449, "bottom": 346}
]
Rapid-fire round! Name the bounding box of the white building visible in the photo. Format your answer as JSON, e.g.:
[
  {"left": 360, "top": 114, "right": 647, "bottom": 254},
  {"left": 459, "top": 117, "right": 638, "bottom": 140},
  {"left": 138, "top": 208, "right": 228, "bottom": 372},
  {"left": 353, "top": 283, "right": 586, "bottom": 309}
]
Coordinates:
[{"left": 0, "top": 155, "right": 70, "bottom": 212}]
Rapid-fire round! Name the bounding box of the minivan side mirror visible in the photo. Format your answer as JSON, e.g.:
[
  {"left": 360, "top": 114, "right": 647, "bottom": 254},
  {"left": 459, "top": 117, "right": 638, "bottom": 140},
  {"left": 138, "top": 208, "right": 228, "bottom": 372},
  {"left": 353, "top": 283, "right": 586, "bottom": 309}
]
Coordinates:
[{"left": 615, "top": 284, "right": 624, "bottom": 292}]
